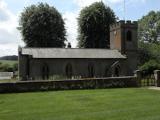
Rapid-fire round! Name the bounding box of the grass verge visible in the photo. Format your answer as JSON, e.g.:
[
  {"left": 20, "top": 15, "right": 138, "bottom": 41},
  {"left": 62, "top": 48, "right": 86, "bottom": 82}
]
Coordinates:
[{"left": 0, "top": 88, "right": 160, "bottom": 120}]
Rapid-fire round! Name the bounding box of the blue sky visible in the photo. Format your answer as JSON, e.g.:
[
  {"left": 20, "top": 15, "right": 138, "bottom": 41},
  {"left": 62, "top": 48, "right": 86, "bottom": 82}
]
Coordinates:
[{"left": 0, "top": 0, "right": 160, "bottom": 56}]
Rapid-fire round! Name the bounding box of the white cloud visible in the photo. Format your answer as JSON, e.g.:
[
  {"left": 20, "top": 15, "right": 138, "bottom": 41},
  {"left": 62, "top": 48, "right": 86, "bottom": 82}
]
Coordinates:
[
  {"left": 0, "top": 43, "right": 18, "bottom": 56},
  {"left": 74, "top": 0, "right": 146, "bottom": 8},
  {"left": 108, "top": 0, "right": 147, "bottom": 4},
  {"left": 73, "top": 0, "right": 127, "bottom": 8},
  {"left": 0, "top": 0, "right": 22, "bottom": 56},
  {"left": 63, "top": 11, "right": 78, "bottom": 48},
  {"left": 74, "top": 0, "right": 103, "bottom": 8},
  {"left": 107, "top": 0, "right": 123, "bottom": 4}
]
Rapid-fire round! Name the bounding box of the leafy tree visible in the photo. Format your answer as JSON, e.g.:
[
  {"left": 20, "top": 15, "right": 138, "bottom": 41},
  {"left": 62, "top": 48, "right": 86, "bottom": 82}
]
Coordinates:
[
  {"left": 138, "top": 42, "right": 153, "bottom": 66},
  {"left": 19, "top": 3, "right": 66, "bottom": 47},
  {"left": 139, "top": 60, "right": 160, "bottom": 75},
  {"left": 138, "top": 11, "right": 160, "bottom": 43},
  {"left": 77, "top": 2, "right": 116, "bottom": 48},
  {"left": 138, "top": 11, "right": 160, "bottom": 71},
  {"left": 138, "top": 41, "right": 160, "bottom": 66}
]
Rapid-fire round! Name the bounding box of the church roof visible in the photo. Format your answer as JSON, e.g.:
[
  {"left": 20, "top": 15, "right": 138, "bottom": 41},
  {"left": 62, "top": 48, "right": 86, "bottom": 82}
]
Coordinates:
[{"left": 20, "top": 48, "right": 126, "bottom": 59}]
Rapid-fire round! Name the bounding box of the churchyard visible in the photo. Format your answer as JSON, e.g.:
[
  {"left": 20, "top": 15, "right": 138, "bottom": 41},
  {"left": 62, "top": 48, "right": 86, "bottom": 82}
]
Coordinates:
[
  {"left": 0, "top": 0, "right": 159, "bottom": 119},
  {"left": 0, "top": 70, "right": 159, "bottom": 120},
  {"left": 0, "top": 88, "right": 160, "bottom": 120}
]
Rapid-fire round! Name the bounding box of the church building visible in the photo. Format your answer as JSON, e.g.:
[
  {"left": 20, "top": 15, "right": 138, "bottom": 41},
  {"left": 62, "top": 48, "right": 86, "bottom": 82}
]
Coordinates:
[{"left": 19, "top": 20, "right": 138, "bottom": 80}]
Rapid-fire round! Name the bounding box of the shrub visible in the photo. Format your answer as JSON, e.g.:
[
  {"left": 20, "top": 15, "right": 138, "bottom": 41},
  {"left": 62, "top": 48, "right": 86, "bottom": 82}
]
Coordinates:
[
  {"left": 139, "top": 60, "right": 160, "bottom": 75},
  {"left": 0, "top": 63, "right": 16, "bottom": 72}
]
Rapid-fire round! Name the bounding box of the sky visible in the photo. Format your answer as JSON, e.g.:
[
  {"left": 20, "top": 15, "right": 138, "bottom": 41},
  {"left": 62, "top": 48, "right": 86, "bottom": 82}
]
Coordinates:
[{"left": 0, "top": 0, "right": 160, "bottom": 56}]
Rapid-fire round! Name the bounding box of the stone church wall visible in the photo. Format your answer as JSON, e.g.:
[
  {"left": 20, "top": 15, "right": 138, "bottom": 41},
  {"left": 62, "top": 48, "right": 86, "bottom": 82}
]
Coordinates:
[
  {"left": 0, "top": 76, "right": 138, "bottom": 93},
  {"left": 26, "top": 58, "right": 127, "bottom": 80}
]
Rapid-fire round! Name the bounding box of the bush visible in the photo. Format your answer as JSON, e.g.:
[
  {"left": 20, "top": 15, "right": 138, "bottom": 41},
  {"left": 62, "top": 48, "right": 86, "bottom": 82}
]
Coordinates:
[
  {"left": 13, "top": 63, "right": 18, "bottom": 71},
  {"left": 139, "top": 60, "right": 160, "bottom": 75},
  {"left": 0, "top": 63, "right": 17, "bottom": 72}
]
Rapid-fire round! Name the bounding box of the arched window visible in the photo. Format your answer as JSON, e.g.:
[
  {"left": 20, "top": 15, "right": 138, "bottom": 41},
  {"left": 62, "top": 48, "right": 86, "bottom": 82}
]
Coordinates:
[
  {"left": 66, "top": 63, "right": 72, "bottom": 78},
  {"left": 42, "top": 63, "right": 49, "bottom": 80},
  {"left": 114, "top": 66, "right": 120, "bottom": 77},
  {"left": 126, "top": 30, "right": 132, "bottom": 41},
  {"left": 104, "top": 66, "right": 109, "bottom": 77},
  {"left": 88, "top": 64, "right": 95, "bottom": 78}
]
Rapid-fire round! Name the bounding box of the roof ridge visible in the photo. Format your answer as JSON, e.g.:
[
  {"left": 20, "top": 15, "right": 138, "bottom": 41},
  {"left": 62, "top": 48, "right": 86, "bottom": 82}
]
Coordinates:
[{"left": 22, "top": 47, "right": 117, "bottom": 50}]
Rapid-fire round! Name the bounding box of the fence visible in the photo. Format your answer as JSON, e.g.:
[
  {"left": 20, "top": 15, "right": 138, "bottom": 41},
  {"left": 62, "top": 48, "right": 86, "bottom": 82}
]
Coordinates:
[
  {"left": 140, "top": 74, "right": 155, "bottom": 87},
  {"left": 135, "top": 70, "right": 160, "bottom": 87}
]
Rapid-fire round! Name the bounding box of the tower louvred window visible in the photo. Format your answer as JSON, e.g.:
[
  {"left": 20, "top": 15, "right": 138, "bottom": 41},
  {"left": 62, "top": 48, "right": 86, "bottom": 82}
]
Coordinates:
[{"left": 127, "top": 30, "right": 132, "bottom": 41}]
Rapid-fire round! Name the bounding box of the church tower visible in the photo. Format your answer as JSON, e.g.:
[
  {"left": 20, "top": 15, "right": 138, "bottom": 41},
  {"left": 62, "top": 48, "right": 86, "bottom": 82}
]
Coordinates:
[{"left": 110, "top": 20, "right": 138, "bottom": 75}]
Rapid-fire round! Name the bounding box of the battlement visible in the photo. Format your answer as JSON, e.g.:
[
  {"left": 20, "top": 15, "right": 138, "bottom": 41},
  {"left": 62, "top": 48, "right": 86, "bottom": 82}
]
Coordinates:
[{"left": 110, "top": 20, "right": 138, "bottom": 31}]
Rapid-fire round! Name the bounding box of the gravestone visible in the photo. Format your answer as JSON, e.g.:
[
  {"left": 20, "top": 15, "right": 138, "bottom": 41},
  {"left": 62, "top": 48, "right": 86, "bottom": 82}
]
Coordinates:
[{"left": 0, "top": 72, "right": 13, "bottom": 80}]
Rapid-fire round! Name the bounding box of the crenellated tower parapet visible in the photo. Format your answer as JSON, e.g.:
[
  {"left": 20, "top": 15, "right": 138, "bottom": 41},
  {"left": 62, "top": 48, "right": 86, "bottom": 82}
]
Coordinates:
[{"left": 110, "top": 20, "right": 138, "bottom": 53}]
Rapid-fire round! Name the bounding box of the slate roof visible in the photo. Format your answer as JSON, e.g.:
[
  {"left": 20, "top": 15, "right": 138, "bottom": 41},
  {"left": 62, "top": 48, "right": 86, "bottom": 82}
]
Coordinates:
[{"left": 21, "top": 48, "right": 126, "bottom": 59}]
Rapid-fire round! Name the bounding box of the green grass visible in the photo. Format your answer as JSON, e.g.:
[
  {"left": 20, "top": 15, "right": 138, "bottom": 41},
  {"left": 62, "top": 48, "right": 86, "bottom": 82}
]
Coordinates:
[
  {"left": 0, "top": 88, "right": 160, "bottom": 120},
  {"left": 0, "top": 60, "right": 17, "bottom": 66},
  {"left": 0, "top": 79, "right": 18, "bottom": 83}
]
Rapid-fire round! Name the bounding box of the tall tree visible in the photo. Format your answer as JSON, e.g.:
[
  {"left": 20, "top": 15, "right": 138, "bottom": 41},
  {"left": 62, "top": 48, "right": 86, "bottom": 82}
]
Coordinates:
[
  {"left": 138, "top": 11, "right": 160, "bottom": 43},
  {"left": 77, "top": 2, "right": 116, "bottom": 48},
  {"left": 138, "top": 11, "right": 160, "bottom": 68},
  {"left": 19, "top": 3, "right": 66, "bottom": 47}
]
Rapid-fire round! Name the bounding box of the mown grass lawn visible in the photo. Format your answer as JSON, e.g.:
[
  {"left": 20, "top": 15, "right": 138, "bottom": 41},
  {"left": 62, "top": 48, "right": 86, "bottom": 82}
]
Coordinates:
[{"left": 0, "top": 88, "right": 160, "bottom": 120}]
